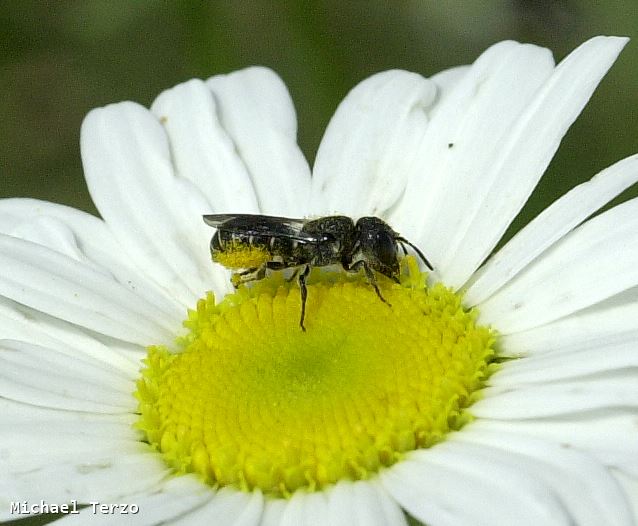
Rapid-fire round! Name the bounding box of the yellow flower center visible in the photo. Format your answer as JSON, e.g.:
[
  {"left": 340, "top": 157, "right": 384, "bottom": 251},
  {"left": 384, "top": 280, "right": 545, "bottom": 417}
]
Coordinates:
[{"left": 135, "top": 258, "right": 497, "bottom": 497}]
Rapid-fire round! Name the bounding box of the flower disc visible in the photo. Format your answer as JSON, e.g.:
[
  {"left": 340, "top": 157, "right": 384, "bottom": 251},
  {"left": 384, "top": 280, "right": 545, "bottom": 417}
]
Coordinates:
[{"left": 136, "top": 260, "right": 497, "bottom": 496}]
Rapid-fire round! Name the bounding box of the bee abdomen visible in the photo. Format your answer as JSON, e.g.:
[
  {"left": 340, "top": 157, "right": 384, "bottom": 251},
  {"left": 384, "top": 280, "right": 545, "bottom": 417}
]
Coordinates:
[{"left": 211, "top": 231, "right": 272, "bottom": 270}]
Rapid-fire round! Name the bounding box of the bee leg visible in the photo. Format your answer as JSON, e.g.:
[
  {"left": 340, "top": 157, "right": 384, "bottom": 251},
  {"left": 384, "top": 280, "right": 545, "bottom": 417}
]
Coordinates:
[
  {"left": 237, "top": 267, "right": 258, "bottom": 277},
  {"left": 285, "top": 267, "right": 300, "bottom": 283},
  {"left": 234, "top": 265, "right": 268, "bottom": 287},
  {"left": 346, "top": 260, "right": 391, "bottom": 307},
  {"left": 297, "top": 265, "right": 311, "bottom": 331},
  {"left": 232, "top": 267, "right": 258, "bottom": 288}
]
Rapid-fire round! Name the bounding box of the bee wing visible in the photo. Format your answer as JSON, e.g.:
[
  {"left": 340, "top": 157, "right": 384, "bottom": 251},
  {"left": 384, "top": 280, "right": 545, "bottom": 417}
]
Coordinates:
[
  {"left": 202, "top": 213, "right": 303, "bottom": 228},
  {"left": 203, "top": 213, "right": 327, "bottom": 243}
]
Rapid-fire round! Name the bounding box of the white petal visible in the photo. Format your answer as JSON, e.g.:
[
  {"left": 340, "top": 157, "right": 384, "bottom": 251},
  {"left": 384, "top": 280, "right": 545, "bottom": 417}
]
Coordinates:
[
  {"left": 473, "top": 376, "right": 638, "bottom": 418},
  {"left": 0, "top": 394, "right": 135, "bottom": 421},
  {"left": 352, "top": 481, "right": 408, "bottom": 526},
  {"left": 310, "top": 70, "right": 436, "bottom": 217},
  {"left": 454, "top": 427, "right": 633, "bottom": 526},
  {"left": 0, "top": 400, "right": 141, "bottom": 471},
  {"left": 501, "top": 300, "right": 638, "bottom": 355},
  {"left": 390, "top": 40, "right": 554, "bottom": 281},
  {"left": 428, "top": 66, "right": 471, "bottom": 98},
  {"left": 260, "top": 497, "right": 287, "bottom": 526},
  {"left": 81, "top": 102, "right": 229, "bottom": 305},
  {"left": 466, "top": 154, "right": 638, "bottom": 305},
  {"left": 0, "top": 340, "right": 134, "bottom": 412},
  {"left": 327, "top": 482, "right": 370, "bottom": 526},
  {"left": 612, "top": 470, "right": 638, "bottom": 526},
  {"left": 0, "top": 235, "right": 177, "bottom": 345},
  {"left": 393, "top": 36, "right": 627, "bottom": 288},
  {"left": 53, "top": 475, "right": 211, "bottom": 525},
  {"left": 382, "top": 460, "right": 464, "bottom": 526},
  {"left": 263, "top": 481, "right": 406, "bottom": 526},
  {"left": 276, "top": 490, "right": 330, "bottom": 526},
  {"left": 150, "top": 79, "right": 260, "bottom": 214},
  {"left": 0, "top": 295, "right": 142, "bottom": 375},
  {"left": 0, "top": 199, "right": 100, "bottom": 262},
  {"left": 0, "top": 198, "right": 184, "bottom": 318},
  {"left": 0, "top": 451, "right": 168, "bottom": 514},
  {"left": 475, "top": 416, "right": 638, "bottom": 478},
  {"left": 0, "top": 324, "right": 135, "bottom": 383},
  {"left": 381, "top": 442, "right": 570, "bottom": 526},
  {"left": 327, "top": 480, "right": 407, "bottom": 526},
  {"left": 491, "top": 340, "right": 638, "bottom": 386},
  {"left": 174, "top": 488, "right": 263, "bottom": 526},
  {"left": 206, "top": 67, "right": 312, "bottom": 216},
  {"left": 479, "top": 196, "right": 638, "bottom": 333}
]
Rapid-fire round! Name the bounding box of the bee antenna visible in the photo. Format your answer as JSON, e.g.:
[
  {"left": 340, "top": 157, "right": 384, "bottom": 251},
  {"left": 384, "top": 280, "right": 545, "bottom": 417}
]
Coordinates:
[{"left": 397, "top": 237, "right": 434, "bottom": 271}]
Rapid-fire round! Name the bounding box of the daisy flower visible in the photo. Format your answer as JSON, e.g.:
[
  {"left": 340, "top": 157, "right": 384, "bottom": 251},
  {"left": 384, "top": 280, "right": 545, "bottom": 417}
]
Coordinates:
[{"left": 1, "top": 35, "right": 637, "bottom": 526}]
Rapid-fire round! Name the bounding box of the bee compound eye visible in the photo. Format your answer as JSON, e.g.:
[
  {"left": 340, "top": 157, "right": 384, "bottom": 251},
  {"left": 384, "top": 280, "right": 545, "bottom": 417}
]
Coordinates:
[{"left": 375, "top": 232, "right": 398, "bottom": 266}]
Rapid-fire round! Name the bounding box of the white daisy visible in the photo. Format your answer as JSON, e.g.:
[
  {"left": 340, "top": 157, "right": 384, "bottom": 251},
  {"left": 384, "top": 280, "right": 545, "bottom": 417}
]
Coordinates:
[{"left": 1, "top": 35, "right": 637, "bottom": 526}]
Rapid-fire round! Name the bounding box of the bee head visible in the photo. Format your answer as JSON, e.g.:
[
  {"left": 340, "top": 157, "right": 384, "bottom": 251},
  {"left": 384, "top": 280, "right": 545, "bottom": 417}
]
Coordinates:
[{"left": 355, "top": 217, "right": 401, "bottom": 282}]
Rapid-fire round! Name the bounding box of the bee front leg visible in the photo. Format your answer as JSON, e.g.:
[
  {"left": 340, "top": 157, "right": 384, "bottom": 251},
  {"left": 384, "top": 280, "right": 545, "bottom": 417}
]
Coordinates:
[
  {"left": 345, "top": 260, "right": 391, "bottom": 307},
  {"left": 235, "top": 261, "right": 291, "bottom": 288},
  {"left": 232, "top": 265, "right": 267, "bottom": 288},
  {"left": 297, "top": 265, "right": 310, "bottom": 331},
  {"left": 232, "top": 267, "right": 256, "bottom": 288}
]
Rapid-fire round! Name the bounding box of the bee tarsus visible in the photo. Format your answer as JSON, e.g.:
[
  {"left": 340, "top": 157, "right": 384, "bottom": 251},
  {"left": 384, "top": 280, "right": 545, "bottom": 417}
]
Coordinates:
[
  {"left": 298, "top": 264, "right": 311, "bottom": 331},
  {"left": 345, "top": 259, "right": 391, "bottom": 307}
]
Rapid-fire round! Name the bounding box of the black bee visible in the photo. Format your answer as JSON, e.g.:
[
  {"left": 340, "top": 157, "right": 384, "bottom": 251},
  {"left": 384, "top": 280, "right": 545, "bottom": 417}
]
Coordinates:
[{"left": 203, "top": 214, "right": 433, "bottom": 331}]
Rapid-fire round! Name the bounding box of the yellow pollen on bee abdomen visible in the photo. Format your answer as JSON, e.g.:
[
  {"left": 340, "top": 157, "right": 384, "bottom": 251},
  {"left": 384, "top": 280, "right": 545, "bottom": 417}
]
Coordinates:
[{"left": 212, "top": 241, "right": 271, "bottom": 269}]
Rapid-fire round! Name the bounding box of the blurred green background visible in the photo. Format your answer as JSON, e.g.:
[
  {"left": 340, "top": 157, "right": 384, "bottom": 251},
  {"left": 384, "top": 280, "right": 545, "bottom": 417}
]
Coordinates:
[
  {"left": 1, "top": 2, "right": 637, "bottom": 525},
  {"left": 2, "top": 0, "right": 638, "bottom": 234}
]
